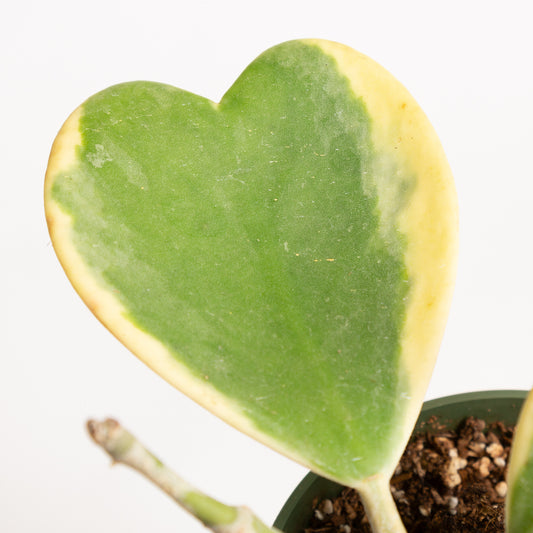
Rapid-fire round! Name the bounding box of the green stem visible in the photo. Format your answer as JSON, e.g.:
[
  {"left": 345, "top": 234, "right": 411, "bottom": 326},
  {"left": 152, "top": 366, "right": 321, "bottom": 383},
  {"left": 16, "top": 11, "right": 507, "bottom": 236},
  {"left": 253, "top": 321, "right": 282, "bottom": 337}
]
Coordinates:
[
  {"left": 87, "top": 418, "right": 280, "bottom": 533},
  {"left": 355, "top": 475, "right": 406, "bottom": 533}
]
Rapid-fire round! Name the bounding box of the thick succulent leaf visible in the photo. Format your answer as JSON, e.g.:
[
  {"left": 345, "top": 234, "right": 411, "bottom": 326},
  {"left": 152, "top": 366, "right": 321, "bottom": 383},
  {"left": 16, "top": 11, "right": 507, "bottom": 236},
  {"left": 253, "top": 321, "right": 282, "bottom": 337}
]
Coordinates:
[
  {"left": 507, "top": 388, "right": 533, "bottom": 533},
  {"left": 45, "top": 40, "right": 457, "bottom": 487}
]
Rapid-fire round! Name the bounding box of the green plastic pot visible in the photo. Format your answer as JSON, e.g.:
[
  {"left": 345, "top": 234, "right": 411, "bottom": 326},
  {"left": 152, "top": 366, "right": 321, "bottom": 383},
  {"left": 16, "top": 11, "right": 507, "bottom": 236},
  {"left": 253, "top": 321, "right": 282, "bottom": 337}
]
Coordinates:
[{"left": 273, "top": 390, "right": 528, "bottom": 533}]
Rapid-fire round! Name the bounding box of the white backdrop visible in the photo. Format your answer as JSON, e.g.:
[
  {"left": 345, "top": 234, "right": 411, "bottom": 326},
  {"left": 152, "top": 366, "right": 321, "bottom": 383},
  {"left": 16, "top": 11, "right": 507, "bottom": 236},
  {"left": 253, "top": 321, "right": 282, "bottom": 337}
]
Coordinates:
[{"left": 2, "top": 1, "right": 533, "bottom": 531}]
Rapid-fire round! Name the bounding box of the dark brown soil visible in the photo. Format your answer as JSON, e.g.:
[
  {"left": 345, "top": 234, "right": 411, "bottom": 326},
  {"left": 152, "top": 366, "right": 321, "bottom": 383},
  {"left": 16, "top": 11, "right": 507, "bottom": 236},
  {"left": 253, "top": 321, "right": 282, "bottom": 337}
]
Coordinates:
[{"left": 305, "top": 417, "right": 515, "bottom": 533}]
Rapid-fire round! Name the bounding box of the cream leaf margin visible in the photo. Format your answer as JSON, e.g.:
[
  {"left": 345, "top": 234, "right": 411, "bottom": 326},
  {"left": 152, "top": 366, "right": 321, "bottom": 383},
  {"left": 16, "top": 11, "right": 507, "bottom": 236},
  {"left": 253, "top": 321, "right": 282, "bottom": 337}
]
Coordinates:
[
  {"left": 310, "top": 39, "right": 459, "bottom": 479},
  {"left": 44, "top": 106, "right": 307, "bottom": 475}
]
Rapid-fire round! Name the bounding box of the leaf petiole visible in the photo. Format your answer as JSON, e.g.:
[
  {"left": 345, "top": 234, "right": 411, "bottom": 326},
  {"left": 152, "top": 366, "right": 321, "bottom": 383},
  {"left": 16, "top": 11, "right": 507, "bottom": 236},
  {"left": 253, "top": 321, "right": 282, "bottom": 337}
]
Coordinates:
[{"left": 87, "top": 418, "right": 280, "bottom": 533}]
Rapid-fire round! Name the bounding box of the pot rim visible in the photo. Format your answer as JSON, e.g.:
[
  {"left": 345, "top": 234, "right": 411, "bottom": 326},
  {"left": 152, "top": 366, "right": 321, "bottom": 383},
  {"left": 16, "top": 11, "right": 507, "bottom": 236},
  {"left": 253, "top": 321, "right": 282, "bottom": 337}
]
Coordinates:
[{"left": 420, "top": 389, "right": 527, "bottom": 411}]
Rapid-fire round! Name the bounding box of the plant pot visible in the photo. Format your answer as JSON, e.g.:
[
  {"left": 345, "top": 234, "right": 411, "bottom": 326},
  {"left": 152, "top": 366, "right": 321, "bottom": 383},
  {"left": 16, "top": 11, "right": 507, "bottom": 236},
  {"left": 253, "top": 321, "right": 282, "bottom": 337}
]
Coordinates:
[{"left": 273, "top": 390, "right": 528, "bottom": 533}]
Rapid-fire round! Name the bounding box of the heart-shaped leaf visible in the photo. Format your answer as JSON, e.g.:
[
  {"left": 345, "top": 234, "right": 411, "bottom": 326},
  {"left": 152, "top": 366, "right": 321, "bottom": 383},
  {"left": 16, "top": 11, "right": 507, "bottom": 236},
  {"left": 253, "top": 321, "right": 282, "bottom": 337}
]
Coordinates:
[
  {"left": 507, "top": 388, "right": 533, "bottom": 532},
  {"left": 45, "top": 40, "right": 457, "bottom": 491}
]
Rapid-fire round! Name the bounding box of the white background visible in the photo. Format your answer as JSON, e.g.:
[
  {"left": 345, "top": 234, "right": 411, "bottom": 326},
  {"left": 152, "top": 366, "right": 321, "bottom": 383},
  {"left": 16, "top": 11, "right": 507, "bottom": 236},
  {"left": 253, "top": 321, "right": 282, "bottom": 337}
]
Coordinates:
[{"left": 2, "top": 0, "right": 533, "bottom": 531}]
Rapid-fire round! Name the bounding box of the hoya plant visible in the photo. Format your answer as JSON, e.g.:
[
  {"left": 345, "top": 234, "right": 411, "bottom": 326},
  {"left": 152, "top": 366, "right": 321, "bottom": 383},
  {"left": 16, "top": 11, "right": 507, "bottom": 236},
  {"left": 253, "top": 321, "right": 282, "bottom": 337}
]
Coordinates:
[
  {"left": 507, "top": 389, "right": 533, "bottom": 533},
  {"left": 44, "top": 39, "right": 530, "bottom": 532}
]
